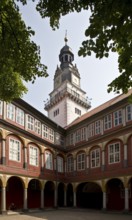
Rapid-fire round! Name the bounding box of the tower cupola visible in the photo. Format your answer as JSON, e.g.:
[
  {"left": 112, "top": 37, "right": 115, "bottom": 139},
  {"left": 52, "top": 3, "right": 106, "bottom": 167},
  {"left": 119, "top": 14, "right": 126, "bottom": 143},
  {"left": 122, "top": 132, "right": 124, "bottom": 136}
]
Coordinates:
[{"left": 59, "top": 35, "right": 74, "bottom": 69}]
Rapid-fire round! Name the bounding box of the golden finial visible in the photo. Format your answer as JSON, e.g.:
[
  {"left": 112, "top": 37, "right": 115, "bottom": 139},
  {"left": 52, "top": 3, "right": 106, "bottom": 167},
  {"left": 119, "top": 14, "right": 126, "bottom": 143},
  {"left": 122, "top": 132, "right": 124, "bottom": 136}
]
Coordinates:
[{"left": 64, "top": 30, "right": 68, "bottom": 45}]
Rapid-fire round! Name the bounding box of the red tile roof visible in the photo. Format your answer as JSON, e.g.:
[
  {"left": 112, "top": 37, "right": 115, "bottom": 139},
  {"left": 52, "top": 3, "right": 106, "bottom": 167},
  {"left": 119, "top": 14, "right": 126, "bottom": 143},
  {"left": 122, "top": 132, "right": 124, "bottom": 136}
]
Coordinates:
[{"left": 65, "top": 90, "right": 132, "bottom": 129}]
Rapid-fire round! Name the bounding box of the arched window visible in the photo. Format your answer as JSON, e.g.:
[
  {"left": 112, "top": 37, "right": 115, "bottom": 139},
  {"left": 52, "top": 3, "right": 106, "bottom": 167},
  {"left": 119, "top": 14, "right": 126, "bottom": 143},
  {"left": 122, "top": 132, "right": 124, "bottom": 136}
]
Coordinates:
[
  {"left": 90, "top": 148, "right": 100, "bottom": 168},
  {"left": 9, "top": 138, "right": 21, "bottom": 162},
  {"left": 77, "top": 152, "right": 85, "bottom": 170},
  {"left": 29, "top": 145, "right": 39, "bottom": 166},
  {"left": 57, "top": 155, "right": 64, "bottom": 172},
  {"left": 45, "top": 151, "right": 53, "bottom": 170},
  {"left": 67, "top": 155, "right": 74, "bottom": 172},
  {"left": 108, "top": 142, "right": 120, "bottom": 164}
]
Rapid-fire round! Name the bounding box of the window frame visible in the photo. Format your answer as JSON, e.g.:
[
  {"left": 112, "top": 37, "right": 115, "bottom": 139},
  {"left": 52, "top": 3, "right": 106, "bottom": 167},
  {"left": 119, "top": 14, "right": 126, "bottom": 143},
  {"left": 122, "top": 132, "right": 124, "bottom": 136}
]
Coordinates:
[
  {"left": 67, "top": 155, "right": 74, "bottom": 172},
  {"left": 77, "top": 153, "right": 85, "bottom": 171},
  {"left": 81, "top": 127, "right": 86, "bottom": 141},
  {"left": 126, "top": 104, "right": 132, "bottom": 122},
  {"left": 29, "top": 145, "right": 39, "bottom": 166},
  {"left": 7, "top": 103, "right": 15, "bottom": 121},
  {"left": 49, "top": 128, "right": 54, "bottom": 142},
  {"left": 27, "top": 115, "right": 34, "bottom": 131},
  {"left": 90, "top": 148, "right": 100, "bottom": 168},
  {"left": 45, "top": 151, "right": 53, "bottom": 170},
  {"left": 88, "top": 123, "right": 94, "bottom": 138},
  {"left": 75, "top": 129, "right": 81, "bottom": 143},
  {"left": 16, "top": 107, "right": 24, "bottom": 126},
  {"left": 104, "top": 114, "right": 112, "bottom": 130},
  {"left": 70, "top": 133, "right": 74, "bottom": 145},
  {"left": 35, "top": 119, "right": 41, "bottom": 135},
  {"left": 57, "top": 155, "right": 64, "bottom": 172},
  {"left": 42, "top": 124, "right": 49, "bottom": 139},
  {"left": 95, "top": 120, "right": 101, "bottom": 135},
  {"left": 114, "top": 110, "right": 122, "bottom": 127},
  {"left": 54, "top": 108, "right": 59, "bottom": 117},
  {"left": 75, "top": 107, "right": 81, "bottom": 116},
  {"left": 9, "top": 138, "right": 21, "bottom": 162},
  {"left": 108, "top": 142, "right": 120, "bottom": 164}
]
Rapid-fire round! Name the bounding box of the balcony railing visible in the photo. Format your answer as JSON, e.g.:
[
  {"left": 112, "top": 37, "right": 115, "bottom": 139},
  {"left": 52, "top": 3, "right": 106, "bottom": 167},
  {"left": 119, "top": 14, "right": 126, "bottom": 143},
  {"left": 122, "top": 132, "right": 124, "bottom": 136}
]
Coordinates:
[{"left": 44, "top": 87, "right": 91, "bottom": 110}]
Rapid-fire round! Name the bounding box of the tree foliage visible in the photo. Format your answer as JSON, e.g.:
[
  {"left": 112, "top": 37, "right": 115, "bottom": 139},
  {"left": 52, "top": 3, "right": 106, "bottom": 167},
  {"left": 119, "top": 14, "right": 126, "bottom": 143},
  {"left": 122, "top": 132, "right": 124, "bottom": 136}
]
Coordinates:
[
  {"left": 1, "top": 0, "right": 132, "bottom": 102},
  {"left": 0, "top": 0, "right": 48, "bottom": 102},
  {"left": 35, "top": 0, "right": 132, "bottom": 94}
]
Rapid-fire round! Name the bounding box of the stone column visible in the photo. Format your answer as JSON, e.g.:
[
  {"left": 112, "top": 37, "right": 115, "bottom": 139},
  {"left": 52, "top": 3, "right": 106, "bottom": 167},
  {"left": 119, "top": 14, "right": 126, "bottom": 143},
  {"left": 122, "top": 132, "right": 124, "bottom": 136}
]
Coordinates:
[
  {"left": 1, "top": 186, "right": 6, "bottom": 214},
  {"left": 64, "top": 189, "right": 67, "bottom": 207},
  {"left": 124, "top": 144, "right": 128, "bottom": 168},
  {"left": 73, "top": 156, "right": 76, "bottom": 176},
  {"left": 73, "top": 190, "right": 76, "bottom": 207},
  {"left": 86, "top": 154, "right": 89, "bottom": 168},
  {"left": 54, "top": 157, "right": 57, "bottom": 171},
  {"left": 124, "top": 187, "right": 129, "bottom": 212},
  {"left": 41, "top": 153, "right": 44, "bottom": 172},
  {"left": 23, "top": 146, "right": 27, "bottom": 169},
  {"left": 64, "top": 160, "right": 67, "bottom": 173},
  {"left": 23, "top": 187, "right": 28, "bottom": 211},
  {"left": 54, "top": 185, "right": 58, "bottom": 208},
  {"left": 101, "top": 150, "right": 105, "bottom": 171},
  {"left": 102, "top": 191, "right": 107, "bottom": 210},
  {"left": 41, "top": 188, "right": 44, "bottom": 209},
  {"left": 86, "top": 154, "right": 89, "bottom": 174},
  {"left": 1, "top": 139, "right": 6, "bottom": 165}
]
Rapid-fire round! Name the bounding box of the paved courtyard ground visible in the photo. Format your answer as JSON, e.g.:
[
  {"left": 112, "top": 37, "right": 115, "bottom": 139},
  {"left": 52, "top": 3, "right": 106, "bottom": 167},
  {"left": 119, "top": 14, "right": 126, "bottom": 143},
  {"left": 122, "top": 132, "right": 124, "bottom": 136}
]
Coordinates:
[{"left": 0, "top": 209, "right": 132, "bottom": 220}]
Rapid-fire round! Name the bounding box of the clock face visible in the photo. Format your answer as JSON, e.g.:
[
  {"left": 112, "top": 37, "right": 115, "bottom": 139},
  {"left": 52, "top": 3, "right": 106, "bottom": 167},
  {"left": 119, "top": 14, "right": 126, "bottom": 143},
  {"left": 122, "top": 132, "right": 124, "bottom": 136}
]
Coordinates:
[{"left": 72, "top": 75, "right": 79, "bottom": 85}]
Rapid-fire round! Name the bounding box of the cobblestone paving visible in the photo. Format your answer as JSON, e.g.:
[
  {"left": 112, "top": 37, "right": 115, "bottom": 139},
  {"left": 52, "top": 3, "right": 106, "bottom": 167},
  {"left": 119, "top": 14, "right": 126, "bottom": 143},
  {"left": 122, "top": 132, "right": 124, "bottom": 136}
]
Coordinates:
[{"left": 0, "top": 209, "right": 132, "bottom": 220}]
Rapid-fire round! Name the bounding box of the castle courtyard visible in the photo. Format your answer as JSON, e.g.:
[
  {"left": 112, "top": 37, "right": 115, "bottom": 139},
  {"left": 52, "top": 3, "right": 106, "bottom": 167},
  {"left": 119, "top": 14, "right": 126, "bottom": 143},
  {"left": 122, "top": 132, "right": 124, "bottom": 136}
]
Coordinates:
[{"left": 0, "top": 209, "right": 132, "bottom": 220}]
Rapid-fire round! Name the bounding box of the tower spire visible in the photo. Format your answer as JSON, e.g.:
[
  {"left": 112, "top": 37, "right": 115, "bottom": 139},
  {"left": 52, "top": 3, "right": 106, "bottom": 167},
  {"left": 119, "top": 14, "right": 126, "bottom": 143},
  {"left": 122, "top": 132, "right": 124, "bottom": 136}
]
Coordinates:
[{"left": 64, "top": 30, "right": 68, "bottom": 45}]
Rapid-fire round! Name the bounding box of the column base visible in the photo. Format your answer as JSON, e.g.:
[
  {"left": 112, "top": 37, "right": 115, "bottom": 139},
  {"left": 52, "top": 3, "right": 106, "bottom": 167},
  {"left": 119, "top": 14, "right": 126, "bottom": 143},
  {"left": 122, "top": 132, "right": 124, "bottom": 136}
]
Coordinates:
[
  {"left": 102, "top": 208, "right": 107, "bottom": 212},
  {"left": 123, "top": 209, "right": 129, "bottom": 214},
  {"left": 22, "top": 208, "right": 29, "bottom": 212},
  {"left": 54, "top": 206, "right": 58, "bottom": 209},
  {"left": 0, "top": 210, "right": 7, "bottom": 215},
  {"left": 40, "top": 207, "right": 45, "bottom": 210}
]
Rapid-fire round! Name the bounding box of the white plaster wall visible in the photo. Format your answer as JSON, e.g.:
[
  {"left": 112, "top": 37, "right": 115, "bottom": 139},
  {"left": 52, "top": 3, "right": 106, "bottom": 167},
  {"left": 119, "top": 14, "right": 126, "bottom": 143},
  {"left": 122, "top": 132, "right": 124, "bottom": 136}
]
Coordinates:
[
  {"left": 48, "top": 96, "right": 88, "bottom": 128},
  {"left": 48, "top": 99, "right": 67, "bottom": 127},
  {"left": 66, "top": 97, "right": 88, "bottom": 126}
]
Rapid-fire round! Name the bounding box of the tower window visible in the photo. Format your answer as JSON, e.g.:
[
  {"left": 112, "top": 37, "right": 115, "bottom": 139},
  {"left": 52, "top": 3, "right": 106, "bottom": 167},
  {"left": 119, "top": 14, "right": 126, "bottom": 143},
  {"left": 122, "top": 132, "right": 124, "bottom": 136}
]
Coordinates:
[
  {"left": 75, "top": 108, "right": 81, "bottom": 116},
  {"left": 65, "top": 55, "right": 68, "bottom": 62},
  {"left": 54, "top": 108, "right": 59, "bottom": 117}
]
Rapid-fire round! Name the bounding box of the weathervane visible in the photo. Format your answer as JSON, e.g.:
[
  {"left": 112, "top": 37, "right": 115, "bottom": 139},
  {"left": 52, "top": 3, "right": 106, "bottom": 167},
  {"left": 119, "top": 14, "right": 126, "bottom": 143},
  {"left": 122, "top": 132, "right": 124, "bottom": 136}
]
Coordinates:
[{"left": 64, "top": 30, "right": 68, "bottom": 45}]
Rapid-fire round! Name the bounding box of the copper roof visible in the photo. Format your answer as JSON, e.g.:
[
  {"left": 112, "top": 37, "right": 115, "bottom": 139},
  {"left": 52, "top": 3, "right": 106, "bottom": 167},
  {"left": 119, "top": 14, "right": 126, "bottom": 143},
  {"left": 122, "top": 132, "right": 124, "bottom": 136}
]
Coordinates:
[{"left": 65, "top": 89, "right": 132, "bottom": 129}]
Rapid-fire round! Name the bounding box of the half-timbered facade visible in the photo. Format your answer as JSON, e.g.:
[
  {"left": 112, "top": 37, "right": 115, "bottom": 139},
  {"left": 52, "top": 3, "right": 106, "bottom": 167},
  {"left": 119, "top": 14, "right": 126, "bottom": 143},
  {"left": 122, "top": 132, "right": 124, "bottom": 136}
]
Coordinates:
[{"left": 0, "top": 90, "right": 132, "bottom": 213}]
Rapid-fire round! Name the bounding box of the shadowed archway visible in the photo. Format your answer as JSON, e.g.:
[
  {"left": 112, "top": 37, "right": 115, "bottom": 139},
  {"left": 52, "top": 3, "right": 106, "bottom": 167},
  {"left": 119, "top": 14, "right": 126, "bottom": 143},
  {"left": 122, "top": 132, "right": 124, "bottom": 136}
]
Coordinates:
[
  {"left": 106, "top": 178, "right": 124, "bottom": 211},
  {"left": 6, "top": 176, "right": 24, "bottom": 210},
  {"left": 28, "top": 179, "right": 41, "bottom": 209},
  {"left": 44, "top": 181, "right": 55, "bottom": 208},
  {"left": 77, "top": 182, "right": 103, "bottom": 209},
  {"left": 67, "top": 183, "right": 73, "bottom": 207}
]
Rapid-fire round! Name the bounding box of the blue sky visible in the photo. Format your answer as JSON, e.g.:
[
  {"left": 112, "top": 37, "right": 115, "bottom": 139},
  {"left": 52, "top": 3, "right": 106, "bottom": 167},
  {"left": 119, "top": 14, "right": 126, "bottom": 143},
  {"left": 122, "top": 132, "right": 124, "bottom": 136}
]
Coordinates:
[{"left": 19, "top": 1, "right": 119, "bottom": 115}]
